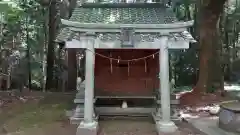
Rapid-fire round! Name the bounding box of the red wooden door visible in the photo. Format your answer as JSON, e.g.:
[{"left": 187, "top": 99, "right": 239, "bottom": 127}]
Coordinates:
[{"left": 95, "top": 49, "right": 159, "bottom": 97}]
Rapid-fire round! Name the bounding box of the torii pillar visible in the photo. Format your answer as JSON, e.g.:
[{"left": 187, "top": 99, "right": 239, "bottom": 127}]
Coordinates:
[
  {"left": 77, "top": 33, "right": 98, "bottom": 135},
  {"left": 155, "top": 35, "right": 178, "bottom": 133}
]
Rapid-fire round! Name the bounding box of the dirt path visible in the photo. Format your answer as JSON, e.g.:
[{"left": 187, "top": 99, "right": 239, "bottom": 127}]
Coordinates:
[
  {"left": 99, "top": 119, "right": 157, "bottom": 135},
  {"left": 98, "top": 118, "right": 206, "bottom": 135}
]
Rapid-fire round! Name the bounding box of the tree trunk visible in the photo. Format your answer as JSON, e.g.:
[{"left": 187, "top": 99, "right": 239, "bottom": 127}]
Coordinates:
[
  {"left": 42, "top": 15, "right": 48, "bottom": 92},
  {"left": 195, "top": 0, "right": 226, "bottom": 93},
  {"left": 180, "top": 0, "right": 226, "bottom": 105},
  {"left": 26, "top": 23, "right": 31, "bottom": 91},
  {"left": 46, "top": 0, "right": 57, "bottom": 90}
]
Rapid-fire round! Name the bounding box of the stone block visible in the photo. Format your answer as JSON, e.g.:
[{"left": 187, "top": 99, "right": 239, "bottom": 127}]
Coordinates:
[
  {"left": 152, "top": 111, "right": 180, "bottom": 121},
  {"left": 74, "top": 99, "right": 85, "bottom": 104},
  {"left": 76, "top": 121, "right": 99, "bottom": 135},
  {"left": 155, "top": 121, "right": 178, "bottom": 134},
  {"left": 219, "top": 102, "right": 240, "bottom": 133},
  {"left": 156, "top": 99, "right": 180, "bottom": 105},
  {"left": 70, "top": 116, "right": 84, "bottom": 124},
  {"left": 74, "top": 98, "right": 96, "bottom": 104},
  {"left": 65, "top": 109, "right": 74, "bottom": 117},
  {"left": 70, "top": 113, "right": 99, "bottom": 125}
]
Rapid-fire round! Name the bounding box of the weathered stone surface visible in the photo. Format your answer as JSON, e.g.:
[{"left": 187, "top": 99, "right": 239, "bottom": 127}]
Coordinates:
[
  {"left": 154, "top": 96, "right": 180, "bottom": 120},
  {"left": 70, "top": 104, "right": 98, "bottom": 125},
  {"left": 152, "top": 109, "right": 180, "bottom": 121},
  {"left": 75, "top": 91, "right": 85, "bottom": 96},
  {"left": 186, "top": 117, "right": 237, "bottom": 135},
  {"left": 155, "top": 121, "right": 178, "bottom": 133},
  {"left": 76, "top": 121, "right": 99, "bottom": 135},
  {"left": 220, "top": 102, "right": 240, "bottom": 112},
  {"left": 70, "top": 117, "right": 84, "bottom": 125},
  {"left": 74, "top": 99, "right": 85, "bottom": 103},
  {"left": 70, "top": 115, "right": 98, "bottom": 125},
  {"left": 72, "top": 105, "right": 84, "bottom": 116},
  {"left": 65, "top": 109, "right": 74, "bottom": 117},
  {"left": 219, "top": 102, "right": 240, "bottom": 133}
]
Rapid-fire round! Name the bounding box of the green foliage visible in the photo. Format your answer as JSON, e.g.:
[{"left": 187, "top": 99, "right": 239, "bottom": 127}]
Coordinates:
[
  {"left": 0, "top": 0, "right": 49, "bottom": 89},
  {"left": 0, "top": 2, "right": 10, "bottom": 12},
  {"left": 171, "top": 0, "right": 240, "bottom": 88}
]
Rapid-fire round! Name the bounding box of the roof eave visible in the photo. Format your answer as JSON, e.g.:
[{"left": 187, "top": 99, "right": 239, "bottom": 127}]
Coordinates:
[
  {"left": 181, "top": 31, "right": 197, "bottom": 43},
  {"left": 61, "top": 19, "right": 194, "bottom": 30}
]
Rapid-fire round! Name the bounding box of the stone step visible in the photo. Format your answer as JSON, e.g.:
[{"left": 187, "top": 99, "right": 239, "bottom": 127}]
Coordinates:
[
  {"left": 95, "top": 95, "right": 156, "bottom": 99},
  {"left": 74, "top": 99, "right": 85, "bottom": 104},
  {"left": 74, "top": 98, "right": 96, "bottom": 104},
  {"left": 67, "top": 107, "right": 179, "bottom": 120},
  {"left": 156, "top": 99, "right": 180, "bottom": 105},
  {"left": 70, "top": 115, "right": 99, "bottom": 125}
]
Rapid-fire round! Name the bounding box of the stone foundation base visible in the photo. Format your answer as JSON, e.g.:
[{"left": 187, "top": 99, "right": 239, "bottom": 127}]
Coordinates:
[
  {"left": 155, "top": 121, "right": 178, "bottom": 134},
  {"left": 152, "top": 112, "right": 180, "bottom": 121},
  {"left": 77, "top": 121, "right": 99, "bottom": 135},
  {"left": 70, "top": 115, "right": 99, "bottom": 125},
  {"left": 70, "top": 117, "right": 84, "bottom": 124}
]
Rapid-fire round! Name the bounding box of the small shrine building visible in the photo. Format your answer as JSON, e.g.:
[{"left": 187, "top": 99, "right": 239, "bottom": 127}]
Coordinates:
[{"left": 57, "top": 1, "right": 195, "bottom": 135}]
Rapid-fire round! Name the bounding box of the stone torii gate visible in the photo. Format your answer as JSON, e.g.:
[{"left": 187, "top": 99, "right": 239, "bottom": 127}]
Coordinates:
[{"left": 57, "top": 2, "right": 195, "bottom": 135}]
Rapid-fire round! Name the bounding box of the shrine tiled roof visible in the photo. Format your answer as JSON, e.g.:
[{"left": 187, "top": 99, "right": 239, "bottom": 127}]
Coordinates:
[
  {"left": 69, "top": 3, "right": 177, "bottom": 24},
  {"left": 56, "top": 3, "right": 188, "bottom": 42}
]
